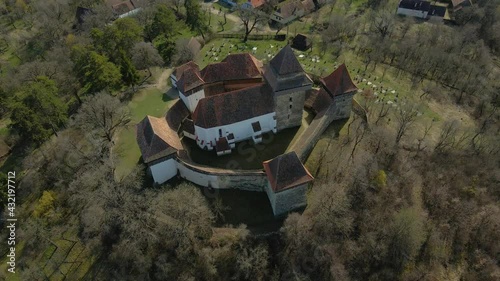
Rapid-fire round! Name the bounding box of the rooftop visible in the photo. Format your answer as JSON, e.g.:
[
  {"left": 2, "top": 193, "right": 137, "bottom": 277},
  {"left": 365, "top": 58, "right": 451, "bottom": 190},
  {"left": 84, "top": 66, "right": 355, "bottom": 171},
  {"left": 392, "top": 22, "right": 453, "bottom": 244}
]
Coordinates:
[
  {"left": 192, "top": 83, "right": 275, "bottom": 128},
  {"left": 269, "top": 45, "right": 304, "bottom": 76},
  {"left": 398, "top": 0, "right": 431, "bottom": 11},
  {"left": 177, "top": 67, "right": 204, "bottom": 93},
  {"left": 136, "top": 116, "right": 183, "bottom": 163},
  {"left": 263, "top": 151, "right": 314, "bottom": 192},
  {"left": 320, "top": 64, "right": 358, "bottom": 97}
]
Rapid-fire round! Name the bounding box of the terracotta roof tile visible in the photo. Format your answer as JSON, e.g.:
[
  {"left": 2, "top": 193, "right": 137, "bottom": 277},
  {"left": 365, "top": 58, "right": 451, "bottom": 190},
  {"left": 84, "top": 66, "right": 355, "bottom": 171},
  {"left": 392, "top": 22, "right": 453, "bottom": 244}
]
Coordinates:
[
  {"left": 192, "top": 84, "right": 275, "bottom": 128},
  {"left": 250, "top": 0, "right": 266, "bottom": 8},
  {"left": 173, "top": 61, "right": 199, "bottom": 80},
  {"left": 181, "top": 118, "right": 195, "bottom": 135},
  {"left": 177, "top": 67, "right": 204, "bottom": 93},
  {"left": 304, "top": 88, "right": 332, "bottom": 114},
  {"left": 263, "top": 151, "right": 314, "bottom": 192},
  {"left": 136, "top": 116, "right": 182, "bottom": 163},
  {"left": 320, "top": 64, "right": 358, "bottom": 97},
  {"left": 269, "top": 45, "right": 304, "bottom": 75},
  {"left": 200, "top": 53, "right": 262, "bottom": 83},
  {"left": 166, "top": 100, "right": 190, "bottom": 131}
]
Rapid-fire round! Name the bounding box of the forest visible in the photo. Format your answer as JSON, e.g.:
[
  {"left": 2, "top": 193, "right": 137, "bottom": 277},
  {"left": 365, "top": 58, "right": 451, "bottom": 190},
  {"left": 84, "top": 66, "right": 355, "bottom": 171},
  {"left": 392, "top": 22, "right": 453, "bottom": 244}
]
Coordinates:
[{"left": 0, "top": 0, "right": 499, "bottom": 280}]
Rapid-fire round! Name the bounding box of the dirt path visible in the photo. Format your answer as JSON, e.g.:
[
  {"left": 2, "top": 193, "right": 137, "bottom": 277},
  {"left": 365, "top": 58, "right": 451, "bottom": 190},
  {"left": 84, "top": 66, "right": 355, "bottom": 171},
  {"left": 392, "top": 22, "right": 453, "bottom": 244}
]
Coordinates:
[{"left": 156, "top": 68, "right": 173, "bottom": 92}]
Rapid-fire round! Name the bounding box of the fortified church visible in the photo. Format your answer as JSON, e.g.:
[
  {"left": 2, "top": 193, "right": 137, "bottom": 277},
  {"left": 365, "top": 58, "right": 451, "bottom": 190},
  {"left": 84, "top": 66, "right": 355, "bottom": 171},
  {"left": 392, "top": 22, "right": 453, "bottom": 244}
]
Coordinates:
[{"left": 136, "top": 45, "right": 358, "bottom": 216}]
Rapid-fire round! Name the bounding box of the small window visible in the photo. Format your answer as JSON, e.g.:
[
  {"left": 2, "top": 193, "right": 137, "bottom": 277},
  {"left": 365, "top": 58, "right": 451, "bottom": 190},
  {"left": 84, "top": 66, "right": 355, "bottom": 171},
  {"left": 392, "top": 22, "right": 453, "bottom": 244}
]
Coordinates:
[
  {"left": 219, "top": 129, "right": 222, "bottom": 137},
  {"left": 289, "top": 97, "right": 292, "bottom": 102},
  {"left": 289, "top": 104, "right": 292, "bottom": 109}
]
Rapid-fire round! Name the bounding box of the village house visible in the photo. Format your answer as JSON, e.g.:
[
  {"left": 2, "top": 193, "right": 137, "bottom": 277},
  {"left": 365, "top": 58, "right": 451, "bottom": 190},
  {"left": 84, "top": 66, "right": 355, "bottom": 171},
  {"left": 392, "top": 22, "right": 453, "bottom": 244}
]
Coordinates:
[
  {"left": 396, "top": 0, "right": 448, "bottom": 21},
  {"left": 241, "top": 0, "right": 267, "bottom": 10},
  {"left": 270, "top": 0, "right": 316, "bottom": 25},
  {"left": 106, "top": 0, "right": 141, "bottom": 18}
]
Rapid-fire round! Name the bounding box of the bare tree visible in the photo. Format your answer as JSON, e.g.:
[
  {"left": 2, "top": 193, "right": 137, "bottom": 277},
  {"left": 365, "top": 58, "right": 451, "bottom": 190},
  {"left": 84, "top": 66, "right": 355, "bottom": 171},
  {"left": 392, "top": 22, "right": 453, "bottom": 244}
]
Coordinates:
[
  {"left": 434, "top": 119, "right": 460, "bottom": 152},
  {"left": 73, "top": 93, "right": 131, "bottom": 145},
  {"left": 368, "top": 9, "right": 395, "bottom": 40},
  {"left": 394, "top": 101, "right": 420, "bottom": 144},
  {"left": 237, "top": 8, "right": 269, "bottom": 43}
]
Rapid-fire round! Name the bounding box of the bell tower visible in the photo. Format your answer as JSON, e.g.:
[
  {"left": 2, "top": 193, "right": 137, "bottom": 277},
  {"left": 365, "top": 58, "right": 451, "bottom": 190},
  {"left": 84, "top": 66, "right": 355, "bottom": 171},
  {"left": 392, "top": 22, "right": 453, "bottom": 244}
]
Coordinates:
[{"left": 263, "top": 45, "right": 312, "bottom": 131}]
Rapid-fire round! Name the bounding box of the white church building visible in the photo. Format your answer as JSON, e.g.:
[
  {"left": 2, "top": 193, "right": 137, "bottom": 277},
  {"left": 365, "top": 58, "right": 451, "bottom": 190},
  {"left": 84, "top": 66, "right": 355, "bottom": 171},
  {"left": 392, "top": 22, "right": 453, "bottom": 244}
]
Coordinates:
[{"left": 170, "top": 46, "right": 312, "bottom": 156}]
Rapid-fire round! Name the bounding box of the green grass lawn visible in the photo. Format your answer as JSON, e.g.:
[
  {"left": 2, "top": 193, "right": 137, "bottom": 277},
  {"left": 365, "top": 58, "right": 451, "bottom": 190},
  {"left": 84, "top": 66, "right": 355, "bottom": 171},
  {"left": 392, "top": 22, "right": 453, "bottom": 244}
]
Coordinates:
[{"left": 114, "top": 87, "right": 176, "bottom": 180}]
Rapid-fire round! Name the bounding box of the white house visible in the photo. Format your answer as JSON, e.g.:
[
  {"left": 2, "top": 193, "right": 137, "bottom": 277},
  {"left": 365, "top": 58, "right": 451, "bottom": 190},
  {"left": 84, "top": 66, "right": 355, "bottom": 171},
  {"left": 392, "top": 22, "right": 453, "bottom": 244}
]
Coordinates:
[
  {"left": 192, "top": 84, "right": 277, "bottom": 154},
  {"left": 396, "top": 0, "right": 430, "bottom": 19},
  {"left": 270, "top": 0, "right": 315, "bottom": 25},
  {"left": 263, "top": 151, "right": 314, "bottom": 216},
  {"left": 136, "top": 116, "right": 183, "bottom": 184}
]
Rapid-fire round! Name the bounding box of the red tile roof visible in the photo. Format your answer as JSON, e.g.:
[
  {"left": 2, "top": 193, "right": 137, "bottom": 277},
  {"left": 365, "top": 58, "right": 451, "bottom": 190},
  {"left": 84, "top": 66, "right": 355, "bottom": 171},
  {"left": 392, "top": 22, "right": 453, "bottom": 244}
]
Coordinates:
[
  {"left": 136, "top": 116, "right": 182, "bottom": 163},
  {"left": 320, "top": 64, "right": 358, "bottom": 97},
  {"left": 250, "top": 0, "right": 266, "bottom": 8},
  {"left": 180, "top": 118, "right": 195, "bottom": 135},
  {"left": 263, "top": 151, "right": 314, "bottom": 192},
  {"left": 269, "top": 45, "right": 304, "bottom": 76},
  {"left": 173, "top": 61, "right": 199, "bottom": 80},
  {"left": 304, "top": 88, "right": 332, "bottom": 114},
  {"left": 177, "top": 67, "right": 204, "bottom": 94},
  {"left": 200, "top": 53, "right": 262, "bottom": 83},
  {"left": 192, "top": 84, "right": 275, "bottom": 128}
]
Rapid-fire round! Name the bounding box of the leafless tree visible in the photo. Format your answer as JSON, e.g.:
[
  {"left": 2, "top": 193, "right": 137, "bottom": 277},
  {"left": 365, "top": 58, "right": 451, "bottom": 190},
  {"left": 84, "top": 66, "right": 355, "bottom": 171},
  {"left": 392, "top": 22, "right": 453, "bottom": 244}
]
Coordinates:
[
  {"left": 394, "top": 101, "right": 420, "bottom": 144},
  {"left": 73, "top": 93, "right": 131, "bottom": 145},
  {"left": 368, "top": 9, "right": 395, "bottom": 40},
  {"left": 434, "top": 119, "right": 460, "bottom": 152},
  {"left": 236, "top": 8, "right": 269, "bottom": 43}
]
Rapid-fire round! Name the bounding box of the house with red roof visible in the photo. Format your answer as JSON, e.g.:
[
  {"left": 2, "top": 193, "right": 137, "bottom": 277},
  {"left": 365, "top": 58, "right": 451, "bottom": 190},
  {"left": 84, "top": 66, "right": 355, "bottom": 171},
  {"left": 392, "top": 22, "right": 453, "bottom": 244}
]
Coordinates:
[{"left": 241, "top": 0, "right": 267, "bottom": 9}]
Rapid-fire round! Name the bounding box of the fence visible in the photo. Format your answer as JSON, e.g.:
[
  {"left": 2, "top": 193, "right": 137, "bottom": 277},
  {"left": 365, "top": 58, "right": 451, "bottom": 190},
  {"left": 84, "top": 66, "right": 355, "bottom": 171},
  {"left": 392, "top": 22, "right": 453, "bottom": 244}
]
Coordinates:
[{"left": 212, "top": 33, "right": 287, "bottom": 41}]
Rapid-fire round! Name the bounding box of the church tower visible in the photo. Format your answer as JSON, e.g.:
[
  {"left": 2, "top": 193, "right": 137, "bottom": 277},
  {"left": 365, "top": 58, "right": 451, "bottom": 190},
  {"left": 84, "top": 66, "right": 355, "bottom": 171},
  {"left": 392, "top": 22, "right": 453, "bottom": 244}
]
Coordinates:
[{"left": 263, "top": 45, "right": 313, "bottom": 131}]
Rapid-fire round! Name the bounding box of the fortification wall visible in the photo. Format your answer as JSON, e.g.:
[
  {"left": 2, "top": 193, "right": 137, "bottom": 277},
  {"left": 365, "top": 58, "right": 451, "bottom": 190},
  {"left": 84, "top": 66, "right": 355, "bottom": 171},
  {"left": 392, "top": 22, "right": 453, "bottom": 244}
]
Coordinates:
[{"left": 176, "top": 152, "right": 266, "bottom": 192}]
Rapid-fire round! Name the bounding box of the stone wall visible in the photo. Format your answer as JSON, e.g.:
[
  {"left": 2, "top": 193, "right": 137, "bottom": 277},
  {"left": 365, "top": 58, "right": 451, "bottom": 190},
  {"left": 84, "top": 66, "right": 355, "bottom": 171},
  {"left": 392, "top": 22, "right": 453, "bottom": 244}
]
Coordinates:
[
  {"left": 265, "top": 183, "right": 308, "bottom": 216},
  {"left": 176, "top": 152, "right": 267, "bottom": 192},
  {"left": 331, "top": 92, "right": 356, "bottom": 120},
  {"left": 275, "top": 90, "right": 306, "bottom": 131}
]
